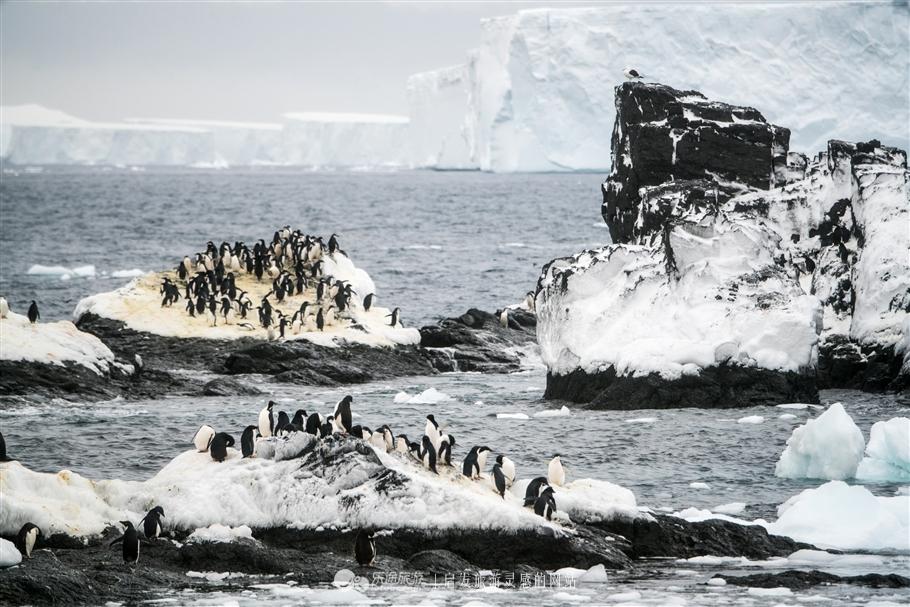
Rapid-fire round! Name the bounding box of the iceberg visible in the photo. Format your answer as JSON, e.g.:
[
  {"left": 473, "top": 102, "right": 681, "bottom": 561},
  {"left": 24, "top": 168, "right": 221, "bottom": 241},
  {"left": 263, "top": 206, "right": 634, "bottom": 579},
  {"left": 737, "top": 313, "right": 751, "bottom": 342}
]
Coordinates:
[
  {"left": 774, "top": 403, "right": 865, "bottom": 481},
  {"left": 406, "top": 64, "right": 475, "bottom": 169},
  {"left": 281, "top": 112, "right": 410, "bottom": 169},
  {"left": 855, "top": 417, "right": 910, "bottom": 483}
]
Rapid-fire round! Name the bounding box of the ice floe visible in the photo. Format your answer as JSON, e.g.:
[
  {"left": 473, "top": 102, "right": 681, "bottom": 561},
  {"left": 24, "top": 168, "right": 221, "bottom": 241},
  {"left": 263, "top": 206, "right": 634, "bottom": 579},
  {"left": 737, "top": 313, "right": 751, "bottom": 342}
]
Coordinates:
[{"left": 775, "top": 403, "right": 865, "bottom": 480}]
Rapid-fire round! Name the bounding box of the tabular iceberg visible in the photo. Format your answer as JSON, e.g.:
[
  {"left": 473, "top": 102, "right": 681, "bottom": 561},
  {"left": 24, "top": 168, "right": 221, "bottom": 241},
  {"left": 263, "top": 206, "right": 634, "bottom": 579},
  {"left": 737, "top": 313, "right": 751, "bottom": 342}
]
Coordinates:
[
  {"left": 406, "top": 65, "right": 474, "bottom": 170},
  {"left": 281, "top": 112, "right": 410, "bottom": 169}
]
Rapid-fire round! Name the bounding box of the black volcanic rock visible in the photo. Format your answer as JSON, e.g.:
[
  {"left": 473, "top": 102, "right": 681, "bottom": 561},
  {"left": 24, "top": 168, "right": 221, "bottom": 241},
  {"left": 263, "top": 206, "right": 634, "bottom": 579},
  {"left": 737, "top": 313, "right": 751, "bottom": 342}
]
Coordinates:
[
  {"left": 602, "top": 82, "right": 789, "bottom": 244},
  {"left": 718, "top": 569, "right": 910, "bottom": 590}
]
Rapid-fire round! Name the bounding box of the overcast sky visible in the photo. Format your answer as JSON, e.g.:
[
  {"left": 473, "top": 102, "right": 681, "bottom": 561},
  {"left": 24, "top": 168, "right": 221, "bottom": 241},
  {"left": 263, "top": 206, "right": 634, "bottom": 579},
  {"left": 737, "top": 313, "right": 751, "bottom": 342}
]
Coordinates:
[{"left": 1, "top": 1, "right": 601, "bottom": 122}]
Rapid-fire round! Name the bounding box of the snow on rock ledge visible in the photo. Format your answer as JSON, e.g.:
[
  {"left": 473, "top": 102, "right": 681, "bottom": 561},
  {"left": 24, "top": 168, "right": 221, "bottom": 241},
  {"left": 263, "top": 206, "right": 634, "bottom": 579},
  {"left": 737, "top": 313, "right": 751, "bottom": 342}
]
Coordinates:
[
  {"left": 774, "top": 403, "right": 865, "bottom": 481},
  {"left": 0, "top": 434, "right": 641, "bottom": 540},
  {"left": 0, "top": 310, "right": 122, "bottom": 375}
]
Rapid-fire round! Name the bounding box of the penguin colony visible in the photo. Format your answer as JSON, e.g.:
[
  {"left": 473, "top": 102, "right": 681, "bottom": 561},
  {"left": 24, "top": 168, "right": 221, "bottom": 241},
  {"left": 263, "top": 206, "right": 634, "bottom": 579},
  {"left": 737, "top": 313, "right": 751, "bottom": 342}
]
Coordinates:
[
  {"left": 1, "top": 399, "right": 565, "bottom": 568},
  {"left": 159, "top": 227, "right": 396, "bottom": 338}
]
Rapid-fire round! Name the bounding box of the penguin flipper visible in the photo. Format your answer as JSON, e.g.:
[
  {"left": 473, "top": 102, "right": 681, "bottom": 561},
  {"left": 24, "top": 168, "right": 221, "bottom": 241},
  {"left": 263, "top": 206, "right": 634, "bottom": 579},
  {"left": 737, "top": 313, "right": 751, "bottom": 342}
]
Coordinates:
[{"left": 109, "top": 536, "right": 124, "bottom": 547}]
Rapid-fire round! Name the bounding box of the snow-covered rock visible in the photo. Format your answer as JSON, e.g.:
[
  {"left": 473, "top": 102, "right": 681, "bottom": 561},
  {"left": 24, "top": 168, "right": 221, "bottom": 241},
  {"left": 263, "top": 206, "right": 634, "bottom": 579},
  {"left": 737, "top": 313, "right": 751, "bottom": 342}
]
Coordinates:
[
  {"left": 460, "top": 4, "right": 908, "bottom": 172},
  {"left": 406, "top": 65, "right": 474, "bottom": 169},
  {"left": 774, "top": 403, "right": 865, "bottom": 480},
  {"left": 186, "top": 524, "right": 255, "bottom": 544},
  {"left": 855, "top": 417, "right": 910, "bottom": 483},
  {"left": 536, "top": 80, "right": 908, "bottom": 408},
  {"left": 0, "top": 310, "right": 121, "bottom": 375},
  {"left": 281, "top": 112, "right": 410, "bottom": 169},
  {"left": 0, "top": 435, "right": 642, "bottom": 538},
  {"left": 0, "top": 538, "right": 22, "bottom": 568},
  {"left": 766, "top": 480, "right": 909, "bottom": 551}
]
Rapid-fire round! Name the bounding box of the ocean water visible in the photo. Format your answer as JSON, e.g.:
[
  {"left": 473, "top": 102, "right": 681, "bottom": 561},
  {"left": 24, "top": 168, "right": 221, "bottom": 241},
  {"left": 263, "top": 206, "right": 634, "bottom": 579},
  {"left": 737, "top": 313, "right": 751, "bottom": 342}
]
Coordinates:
[{"left": 1, "top": 168, "right": 908, "bottom": 606}]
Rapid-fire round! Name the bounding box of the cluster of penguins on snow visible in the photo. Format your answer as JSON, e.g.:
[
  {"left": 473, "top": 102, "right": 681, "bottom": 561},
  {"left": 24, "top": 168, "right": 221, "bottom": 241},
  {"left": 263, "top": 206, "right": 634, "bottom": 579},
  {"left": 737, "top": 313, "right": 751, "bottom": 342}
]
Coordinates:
[
  {"left": 188, "top": 395, "right": 565, "bottom": 566},
  {"left": 0, "top": 395, "right": 565, "bottom": 569},
  {"left": 160, "top": 226, "right": 399, "bottom": 337}
]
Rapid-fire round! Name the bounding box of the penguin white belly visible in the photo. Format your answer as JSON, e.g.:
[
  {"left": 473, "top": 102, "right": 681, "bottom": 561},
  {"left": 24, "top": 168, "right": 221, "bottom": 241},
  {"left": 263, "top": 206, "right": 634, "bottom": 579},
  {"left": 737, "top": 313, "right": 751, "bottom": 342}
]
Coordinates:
[
  {"left": 258, "top": 409, "right": 272, "bottom": 438},
  {"left": 25, "top": 528, "right": 37, "bottom": 557},
  {"left": 0, "top": 297, "right": 9, "bottom": 319},
  {"left": 193, "top": 425, "right": 215, "bottom": 452},
  {"left": 548, "top": 458, "right": 565, "bottom": 486},
  {"left": 369, "top": 432, "right": 386, "bottom": 450},
  {"left": 502, "top": 457, "right": 516, "bottom": 484},
  {"left": 155, "top": 522, "right": 162, "bottom": 539},
  {"left": 395, "top": 437, "right": 408, "bottom": 454}
]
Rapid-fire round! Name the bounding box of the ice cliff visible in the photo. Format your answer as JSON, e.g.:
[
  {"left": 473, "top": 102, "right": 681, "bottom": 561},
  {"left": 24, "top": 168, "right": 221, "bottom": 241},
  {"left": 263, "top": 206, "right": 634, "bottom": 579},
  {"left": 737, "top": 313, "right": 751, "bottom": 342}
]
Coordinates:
[{"left": 536, "top": 81, "right": 909, "bottom": 409}]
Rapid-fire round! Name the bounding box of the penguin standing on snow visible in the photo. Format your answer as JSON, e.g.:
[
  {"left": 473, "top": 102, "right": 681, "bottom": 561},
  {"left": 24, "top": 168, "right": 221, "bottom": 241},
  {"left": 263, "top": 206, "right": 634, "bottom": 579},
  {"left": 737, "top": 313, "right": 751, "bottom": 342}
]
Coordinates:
[
  {"left": 534, "top": 486, "right": 557, "bottom": 520},
  {"left": 0, "top": 297, "right": 9, "bottom": 318},
  {"left": 333, "top": 395, "right": 353, "bottom": 433},
  {"left": 438, "top": 434, "right": 455, "bottom": 466},
  {"left": 140, "top": 506, "right": 165, "bottom": 540},
  {"left": 548, "top": 455, "right": 566, "bottom": 486},
  {"left": 523, "top": 476, "right": 550, "bottom": 507},
  {"left": 192, "top": 425, "right": 216, "bottom": 452},
  {"left": 496, "top": 455, "right": 515, "bottom": 486},
  {"left": 491, "top": 463, "right": 507, "bottom": 498},
  {"left": 476, "top": 446, "right": 492, "bottom": 476},
  {"left": 424, "top": 415, "right": 441, "bottom": 451},
  {"left": 210, "top": 432, "right": 235, "bottom": 462},
  {"left": 241, "top": 425, "right": 258, "bottom": 458},
  {"left": 462, "top": 446, "right": 481, "bottom": 479},
  {"left": 305, "top": 412, "right": 323, "bottom": 436},
  {"left": 111, "top": 521, "right": 140, "bottom": 566},
  {"left": 16, "top": 523, "right": 41, "bottom": 558},
  {"left": 259, "top": 401, "right": 275, "bottom": 438},
  {"left": 362, "top": 293, "right": 374, "bottom": 312},
  {"left": 420, "top": 435, "right": 438, "bottom": 474},
  {"left": 27, "top": 301, "right": 39, "bottom": 324},
  {"left": 387, "top": 307, "right": 400, "bottom": 327},
  {"left": 354, "top": 530, "right": 376, "bottom": 566}
]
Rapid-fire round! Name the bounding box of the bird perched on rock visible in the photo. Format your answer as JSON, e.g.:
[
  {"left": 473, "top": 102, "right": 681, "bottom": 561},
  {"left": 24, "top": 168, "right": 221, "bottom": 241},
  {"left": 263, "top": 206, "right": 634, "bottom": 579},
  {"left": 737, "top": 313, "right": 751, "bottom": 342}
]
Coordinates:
[
  {"left": 624, "top": 67, "right": 644, "bottom": 80},
  {"left": 354, "top": 530, "right": 376, "bottom": 566},
  {"left": 110, "top": 521, "right": 140, "bottom": 566},
  {"left": 16, "top": 523, "right": 41, "bottom": 558}
]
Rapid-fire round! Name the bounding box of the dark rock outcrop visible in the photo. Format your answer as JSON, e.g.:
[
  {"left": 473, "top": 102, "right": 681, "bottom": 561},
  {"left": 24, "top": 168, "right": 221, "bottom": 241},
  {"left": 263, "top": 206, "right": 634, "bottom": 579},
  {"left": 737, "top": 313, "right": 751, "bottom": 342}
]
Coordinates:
[
  {"left": 718, "top": 570, "right": 910, "bottom": 590},
  {"left": 419, "top": 308, "right": 537, "bottom": 373}
]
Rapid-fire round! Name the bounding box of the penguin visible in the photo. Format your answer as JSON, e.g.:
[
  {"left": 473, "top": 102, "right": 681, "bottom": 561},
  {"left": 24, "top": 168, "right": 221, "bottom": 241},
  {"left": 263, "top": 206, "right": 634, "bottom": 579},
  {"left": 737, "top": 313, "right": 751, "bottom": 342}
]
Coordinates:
[
  {"left": 27, "top": 301, "right": 39, "bottom": 324},
  {"left": 386, "top": 307, "right": 400, "bottom": 327},
  {"left": 420, "top": 435, "right": 438, "bottom": 474},
  {"left": 316, "top": 308, "right": 325, "bottom": 331},
  {"left": 363, "top": 293, "right": 374, "bottom": 312},
  {"left": 333, "top": 395, "right": 353, "bottom": 434},
  {"left": 534, "top": 487, "right": 556, "bottom": 521},
  {"left": 354, "top": 529, "right": 376, "bottom": 566},
  {"left": 491, "top": 463, "right": 507, "bottom": 498},
  {"left": 462, "top": 446, "right": 480, "bottom": 479},
  {"left": 0, "top": 297, "right": 9, "bottom": 318},
  {"left": 438, "top": 434, "right": 455, "bottom": 466},
  {"left": 476, "top": 446, "right": 492, "bottom": 476},
  {"left": 496, "top": 454, "right": 516, "bottom": 486},
  {"left": 210, "top": 432, "right": 235, "bottom": 462},
  {"left": 241, "top": 425, "right": 258, "bottom": 458},
  {"left": 192, "top": 424, "right": 216, "bottom": 452},
  {"left": 291, "top": 409, "right": 308, "bottom": 429},
  {"left": 524, "top": 476, "right": 550, "bottom": 507},
  {"left": 499, "top": 308, "right": 509, "bottom": 328},
  {"left": 259, "top": 401, "right": 275, "bottom": 438},
  {"left": 381, "top": 425, "right": 395, "bottom": 452},
  {"left": 16, "top": 523, "right": 40, "bottom": 558},
  {"left": 319, "top": 420, "right": 334, "bottom": 438},
  {"left": 305, "top": 412, "right": 323, "bottom": 436},
  {"left": 407, "top": 439, "right": 422, "bottom": 461},
  {"left": 368, "top": 429, "right": 387, "bottom": 451},
  {"left": 395, "top": 433, "right": 410, "bottom": 454},
  {"left": 524, "top": 291, "right": 536, "bottom": 312},
  {"left": 140, "top": 506, "right": 165, "bottom": 540},
  {"left": 424, "top": 414, "right": 441, "bottom": 452},
  {"left": 111, "top": 521, "right": 140, "bottom": 566},
  {"left": 274, "top": 410, "right": 291, "bottom": 435},
  {"left": 548, "top": 455, "right": 566, "bottom": 486}
]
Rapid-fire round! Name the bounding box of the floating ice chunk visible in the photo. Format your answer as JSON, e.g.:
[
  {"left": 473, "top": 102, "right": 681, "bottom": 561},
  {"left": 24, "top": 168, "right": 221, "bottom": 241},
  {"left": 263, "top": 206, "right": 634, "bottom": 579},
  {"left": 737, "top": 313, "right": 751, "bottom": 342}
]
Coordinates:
[
  {"left": 706, "top": 577, "right": 726, "bottom": 586},
  {"left": 307, "top": 587, "right": 371, "bottom": 604},
  {"left": 553, "top": 564, "right": 607, "bottom": 582},
  {"left": 714, "top": 502, "right": 746, "bottom": 515},
  {"left": 0, "top": 538, "right": 21, "bottom": 567},
  {"left": 533, "top": 406, "right": 571, "bottom": 418},
  {"left": 393, "top": 391, "right": 411, "bottom": 403},
  {"left": 689, "top": 482, "right": 710, "bottom": 489},
  {"left": 785, "top": 549, "right": 883, "bottom": 569},
  {"left": 737, "top": 415, "right": 764, "bottom": 424},
  {"left": 110, "top": 269, "right": 146, "bottom": 279},
  {"left": 747, "top": 587, "right": 791, "bottom": 596},
  {"left": 767, "top": 481, "right": 910, "bottom": 551},
  {"left": 186, "top": 523, "right": 254, "bottom": 543},
  {"left": 779, "top": 413, "right": 798, "bottom": 420},
  {"left": 185, "top": 570, "right": 245, "bottom": 581},
  {"left": 777, "top": 403, "right": 813, "bottom": 410},
  {"left": 26, "top": 264, "right": 72, "bottom": 275},
  {"left": 855, "top": 417, "right": 910, "bottom": 483},
  {"left": 625, "top": 417, "right": 657, "bottom": 424},
  {"left": 404, "top": 388, "right": 452, "bottom": 404},
  {"left": 774, "top": 403, "right": 865, "bottom": 480},
  {"left": 496, "top": 412, "right": 530, "bottom": 420}
]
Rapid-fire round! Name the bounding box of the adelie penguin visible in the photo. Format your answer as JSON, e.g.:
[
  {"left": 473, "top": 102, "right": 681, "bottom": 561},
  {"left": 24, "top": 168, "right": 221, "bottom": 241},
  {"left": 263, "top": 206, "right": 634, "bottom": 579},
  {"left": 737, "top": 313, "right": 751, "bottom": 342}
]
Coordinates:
[
  {"left": 496, "top": 454, "right": 515, "bottom": 486},
  {"left": 548, "top": 455, "right": 566, "bottom": 486},
  {"left": 16, "top": 523, "right": 41, "bottom": 558},
  {"left": 111, "top": 521, "right": 140, "bottom": 566},
  {"left": 420, "top": 435, "right": 438, "bottom": 474},
  {"left": 362, "top": 293, "right": 374, "bottom": 312},
  {"left": 354, "top": 529, "right": 376, "bottom": 566},
  {"left": 386, "top": 307, "right": 400, "bottom": 327},
  {"left": 193, "top": 424, "right": 216, "bottom": 452},
  {"left": 259, "top": 401, "right": 275, "bottom": 438},
  {"left": 140, "top": 506, "right": 165, "bottom": 540},
  {"left": 333, "top": 395, "right": 353, "bottom": 434},
  {"left": 274, "top": 410, "right": 291, "bottom": 435},
  {"left": 462, "top": 446, "right": 481, "bottom": 479},
  {"left": 241, "top": 425, "right": 259, "bottom": 458},
  {"left": 534, "top": 486, "right": 556, "bottom": 521},
  {"left": 210, "top": 432, "right": 235, "bottom": 462},
  {"left": 27, "top": 300, "right": 39, "bottom": 324},
  {"left": 524, "top": 476, "right": 550, "bottom": 507}
]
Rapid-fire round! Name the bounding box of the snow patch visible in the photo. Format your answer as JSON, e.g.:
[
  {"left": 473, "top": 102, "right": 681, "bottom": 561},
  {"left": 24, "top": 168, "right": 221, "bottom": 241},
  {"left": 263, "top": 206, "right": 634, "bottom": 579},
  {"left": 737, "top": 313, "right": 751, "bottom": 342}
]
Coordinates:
[
  {"left": 0, "top": 538, "right": 21, "bottom": 568},
  {"left": 186, "top": 524, "right": 254, "bottom": 543}
]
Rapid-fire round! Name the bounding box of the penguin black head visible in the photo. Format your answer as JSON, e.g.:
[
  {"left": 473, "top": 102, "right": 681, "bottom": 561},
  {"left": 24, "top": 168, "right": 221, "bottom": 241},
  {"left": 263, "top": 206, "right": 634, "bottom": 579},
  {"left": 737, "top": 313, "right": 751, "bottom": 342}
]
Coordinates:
[
  {"left": 426, "top": 414, "right": 437, "bottom": 428},
  {"left": 120, "top": 521, "right": 134, "bottom": 529},
  {"left": 496, "top": 454, "right": 504, "bottom": 465},
  {"left": 478, "top": 446, "right": 492, "bottom": 453},
  {"left": 267, "top": 401, "right": 275, "bottom": 411},
  {"left": 149, "top": 506, "right": 165, "bottom": 518}
]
